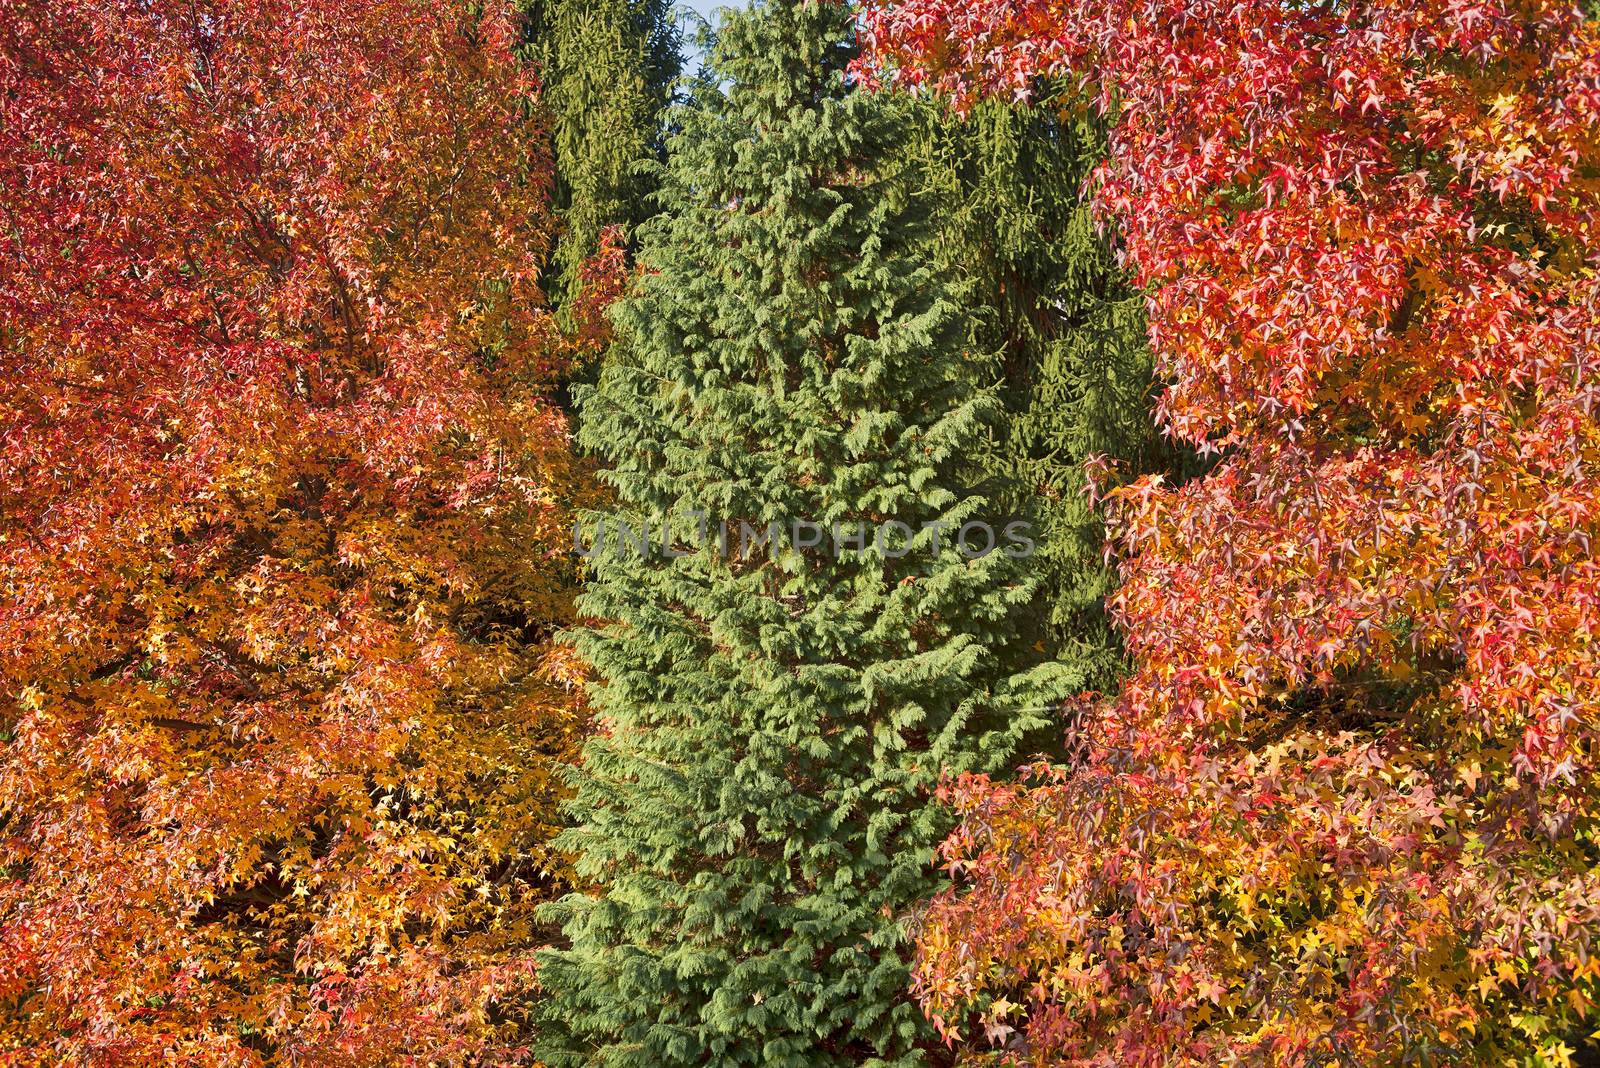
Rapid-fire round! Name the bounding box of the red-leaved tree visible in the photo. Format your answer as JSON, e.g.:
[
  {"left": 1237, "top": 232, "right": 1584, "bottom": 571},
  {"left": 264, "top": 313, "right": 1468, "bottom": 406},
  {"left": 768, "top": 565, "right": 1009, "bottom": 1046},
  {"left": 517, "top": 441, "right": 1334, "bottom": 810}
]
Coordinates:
[
  {"left": 0, "top": 0, "right": 594, "bottom": 1062},
  {"left": 862, "top": 0, "right": 1600, "bottom": 1062}
]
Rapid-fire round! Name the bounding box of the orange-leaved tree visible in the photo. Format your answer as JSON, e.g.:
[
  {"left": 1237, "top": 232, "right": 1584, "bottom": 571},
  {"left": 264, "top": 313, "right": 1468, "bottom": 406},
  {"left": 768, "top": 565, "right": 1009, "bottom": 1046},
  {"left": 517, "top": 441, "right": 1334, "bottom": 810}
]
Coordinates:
[
  {"left": 0, "top": 0, "right": 595, "bottom": 1062},
  {"left": 862, "top": 0, "right": 1600, "bottom": 1063}
]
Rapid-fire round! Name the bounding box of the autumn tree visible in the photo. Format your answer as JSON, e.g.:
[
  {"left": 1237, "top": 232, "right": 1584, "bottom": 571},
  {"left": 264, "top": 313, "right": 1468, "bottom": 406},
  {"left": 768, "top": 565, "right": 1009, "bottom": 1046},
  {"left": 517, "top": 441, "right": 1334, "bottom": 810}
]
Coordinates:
[
  {"left": 862, "top": 0, "right": 1600, "bottom": 1063},
  {"left": 534, "top": 3, "right": 1071, "bottom": 1064},
  {"left": 0, "top": 0, "right": 592, "bottom": 1062}
]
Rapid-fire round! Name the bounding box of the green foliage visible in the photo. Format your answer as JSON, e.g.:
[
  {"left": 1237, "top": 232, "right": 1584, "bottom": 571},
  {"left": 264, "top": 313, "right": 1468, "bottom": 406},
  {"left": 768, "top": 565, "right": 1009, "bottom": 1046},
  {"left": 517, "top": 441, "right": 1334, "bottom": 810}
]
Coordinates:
[
  {"left": 909, "top": 92, "right": 1175, "bottom": 691},
  {"left": 534, "top": 4, "right": 1074, "bottom": 1065},
  {"left": 521, "top": 0, "right": 681, "bottom": 311}
]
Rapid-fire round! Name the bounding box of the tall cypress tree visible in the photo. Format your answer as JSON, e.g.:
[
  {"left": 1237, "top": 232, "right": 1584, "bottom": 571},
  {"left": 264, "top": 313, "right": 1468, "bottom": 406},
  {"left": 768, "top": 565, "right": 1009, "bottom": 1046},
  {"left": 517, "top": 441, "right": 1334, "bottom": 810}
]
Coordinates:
[
  {"left": 536, "top": 3, "right": 1070, "bottom": 1065},
  {"left": 910, "top": 94, "right": 1179, "bottom": 692},
  {"left": 522, "top": 0, "right": 681, "bottom": 311}
]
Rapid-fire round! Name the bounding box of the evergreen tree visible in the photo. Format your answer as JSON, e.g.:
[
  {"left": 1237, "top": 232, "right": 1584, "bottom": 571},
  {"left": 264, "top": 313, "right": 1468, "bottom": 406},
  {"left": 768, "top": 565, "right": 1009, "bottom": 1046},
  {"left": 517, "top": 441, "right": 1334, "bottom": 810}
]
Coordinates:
[
  {"left": 910, "top": 94, "right": 1178, "bottom": 691},
  {"left": 536, "top": 3, "right": 1071, "bottom": 1064},
  {"left": 522, "top": 0, "right": 681, "bottom": 311}
]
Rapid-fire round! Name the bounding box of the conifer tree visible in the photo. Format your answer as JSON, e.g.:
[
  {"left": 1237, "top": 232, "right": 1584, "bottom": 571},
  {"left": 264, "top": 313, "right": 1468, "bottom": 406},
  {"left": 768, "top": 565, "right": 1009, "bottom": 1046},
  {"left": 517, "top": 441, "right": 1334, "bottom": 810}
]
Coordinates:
[
  {"left": 522, "top": 0, "right": 681, "bottom": 312},
  {"left": 536, "top": 3, "right": 1070, "bottom": 1064},
  {"left": 909, "top": 94, "right": 1176, "bottom": 692}
]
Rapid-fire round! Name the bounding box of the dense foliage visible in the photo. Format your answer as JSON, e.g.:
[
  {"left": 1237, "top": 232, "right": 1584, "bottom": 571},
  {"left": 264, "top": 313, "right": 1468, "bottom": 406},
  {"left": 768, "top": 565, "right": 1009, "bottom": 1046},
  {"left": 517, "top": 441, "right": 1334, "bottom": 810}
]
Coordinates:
[
  {"left": 522, "top": 0, "right": 681, "bottom": 315},
  {"left": 6, "top": 0, "right": 1596, "bottom": 1061},
  {"left": 0, "top": 0, "right": 590, "bottom": 1061},
  {"left": 863, "top": 0, "right": 1600, "bottom": 1062},
  {"left": 534, "top": 4, "right": 1072, "bottom": 1064},
  {"left": 909, "top": 93, "right": 1172, "bottom": 689}
]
